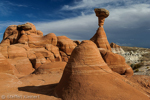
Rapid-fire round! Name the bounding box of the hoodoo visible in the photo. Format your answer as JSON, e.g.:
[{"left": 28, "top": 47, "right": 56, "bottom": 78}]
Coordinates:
[
  {"left": 54, "top": 40, "right": 149, "bottom": 100},
  {"left": 90, "top": 8, "right": 111, "bottom": 51}
]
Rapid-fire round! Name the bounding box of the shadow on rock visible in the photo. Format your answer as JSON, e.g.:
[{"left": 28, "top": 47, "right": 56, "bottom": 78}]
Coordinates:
[{"left": 18, "top": 83, "right": 58, "bottom": 96}]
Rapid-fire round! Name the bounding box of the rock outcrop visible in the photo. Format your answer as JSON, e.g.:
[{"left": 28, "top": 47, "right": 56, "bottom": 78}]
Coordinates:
[
  {"left": 110, "top": 42, "right": 125, "bottom": 54},
  {"left": 90, "top": 8, "right": 111, "bottom": 51},
  {"left": 34, "top": 62, "right": 67, "bottom": 74},
  {"left": 54, "top": 40, "right": 149, "bottom": 100},
  {"left": 99, "top": 48, "right": 133, "bottom": 77},
  {"left": 110, "top": 43, "right": 142, "bottom": 64},
  {"left": 0, "top": 53, "right": 18, "bottom": 75},
  {"left": 57, "top": 36, "right": 77, "bottom": 55}
]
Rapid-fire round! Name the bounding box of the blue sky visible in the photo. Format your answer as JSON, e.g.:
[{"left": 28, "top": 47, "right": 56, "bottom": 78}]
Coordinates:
[{"left": 0, "top": 0, "right": 150, "bottom": 48}]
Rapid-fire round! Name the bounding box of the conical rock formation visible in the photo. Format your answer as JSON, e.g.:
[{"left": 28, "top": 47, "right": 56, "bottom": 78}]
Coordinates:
[{"left": 54, "top": 40, "right": 149, "bottom": 100}]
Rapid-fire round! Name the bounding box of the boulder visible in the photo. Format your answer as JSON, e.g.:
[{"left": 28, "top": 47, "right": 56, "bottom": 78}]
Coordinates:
[
  {"left": 18, "top": 22, "right": 37, "bottom": 35},
  {"left": 0, "top": 39, "right": 10, "bottom": 46},
  {"left": 54, "top": 40, "right": 149, "bottom": 100},
  {"left": 34, "top": 62, "right": 67, "bottom": 74},
  {"left": 99, "top": 48, "right": 133, "bottom": 77},
  {"left": 8, "top": 57, "right": 35, "bottom": 76},
  {"left": 59, "top": 51, "right": 69, "bottom": 62},
  {"left": 7, "top": 45, "right": 27, "bottom": 59},
  {"left": 45, "top": 44, "right": 62, "bottom": 61},
  {"left": 57, "top": 36, "right": 77, "bottom": 55},
  {"left": 110, "top": 42, "right": 125, "bottom": 54},
  {"left": 18, "top": 34, "right": 29, "bottom": 44},
  {"left": 17, "top": 24, "right": 32, "bottom": 30},
  {"left": 2, "top": 25, "right": 20, "bottom": 44},
  {"left": 3, "top": 25, "right": 17, "bottom": 40},
  {"left": 0, "top": 45, "right": 9, "bottom": 58},
  {"left": 27, "top": 48, "right": 56, "bottom": 69},
  {"left": 0, "top": 53, "right": 18, "bottom": 75},
  {"left": 37, "top": 30, "right": 43, "bottom": 36},
  {"left": 26, "top": 33, "right": 57, "bottom": 48},
  {"left": 73, "top": 40, "right": 81, "bottom": 45}
]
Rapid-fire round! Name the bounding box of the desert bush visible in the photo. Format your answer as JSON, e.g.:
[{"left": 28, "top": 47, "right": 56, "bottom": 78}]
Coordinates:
[
  {"left": 135, "top": 69, "right": 139, "bottom": 72},
  {"left": 147, "top": 67, "right": 149, "bottom": 69},
  {"left": 130, "top": 63, "right": 143, "bottom": 70}
]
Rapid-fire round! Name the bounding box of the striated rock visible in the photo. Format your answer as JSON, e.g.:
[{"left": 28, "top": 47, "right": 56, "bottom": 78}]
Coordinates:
[
  {"left": 0, "top": 53, "right": 18, "bottom": 75},
  {"left": 8, "top": 57, "right": 35, "bottom": 76},
  {"left": 57, "top": 36, "right": 77, "bottom": 55},
  {"left": 17, "top": 24, "right": 32, "bottom": 30},
  {"left": 3, "top": 25, "right": 18, "bottom": 40},
  {"left": 0, "top": 73, "right": 22, "bottom": 90},
  {"left": 18, "top": 34, "right": 29, "bottom": 44},
  {"left": 59, "top": 51, "right": 69, "bottom": 62},
  {"left": 110, "top": 42, "right": 125, "bottom": 54},
  {"left": 0, "top": 39, "right": 10, "bottom": 46},
  {"left": 37, "top": 30, "right": 43, "bottom": 36},
  {"left": 54, "top": 40, "right": 149, "bottom": 100},
  {"left": 45, "top": 44, "right": 62, "bottom": 61},
  {"left": 2, "top": 25, "right": 20, "bottom": 44},
  {"left": 20, "top": 22, "right": 37, "bottom": 35},
  {"left": 34, "top": 52, "right": 47, "bottom": 69},
  {"left": 26, "top": 33, "right": 57, "bottom": 48},
  {"left": 34, "top": 62, "right": 67, "bottom": 74},
  {"left": 7, "top": 45, "right": 27, "bottom": 59},
  {"left": 99, "top": 48, "right": 133, "bottom": 77},
  {"left": 0, "top": 45, "right": 9, "bottom": 58},
  {"left": 90, "top": 8, "right": 111, "bottom": 51}
]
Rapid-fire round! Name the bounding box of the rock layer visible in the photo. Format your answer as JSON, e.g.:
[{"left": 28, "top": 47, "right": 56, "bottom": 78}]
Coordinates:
[
  {"left": 99, "top": 48, "right": 133, "bottom": 77},
  {"left": 54, "top": 40, "right": 148, "bottom": 100}
]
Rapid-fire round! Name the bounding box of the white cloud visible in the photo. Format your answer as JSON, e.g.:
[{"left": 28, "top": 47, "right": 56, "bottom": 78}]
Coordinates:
[
  {"left": 61, "top": 0, "right": 150, "bottom": 11},
  {"left": 61, "top": 0, "right": 119, "bottom": 10},
  {"left": 34, "top": 3, "right": 150, "bottom": 41}
]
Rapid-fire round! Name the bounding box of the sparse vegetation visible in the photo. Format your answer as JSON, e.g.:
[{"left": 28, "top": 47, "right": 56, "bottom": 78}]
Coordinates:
[
  {"left": 147, "top": 67, "right": 149, "bottom": 69},
  {"left": 130, "top": 63, "right": 143, "bottom": 70},
  {"left": 135, "top": 69, "right": 139, "bottom": 72}
]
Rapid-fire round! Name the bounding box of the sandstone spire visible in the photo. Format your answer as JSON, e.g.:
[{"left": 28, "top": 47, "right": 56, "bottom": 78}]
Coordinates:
[{"left": 90, "top": 8, "right": 111, "bottom": 51}]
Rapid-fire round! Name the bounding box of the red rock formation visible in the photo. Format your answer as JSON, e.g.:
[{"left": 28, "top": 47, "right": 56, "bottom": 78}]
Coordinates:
[
  {"left": 7, "top": 45, "right": 27, "bottom": 59},
  {"left": 45, "top": 44, "right": 62, "bottom": 61},
  {"left": 36, "top": 30, "right": 43, "bottom": 36},
  {"left": 57, "top": 36, "right": 77, "bottom": 55},
  {"left": 54, "top": 40, "right": 149, "bottom": 100},
  {"left": 2, "top": 25, "right": 19, "bottom": 44},
  {"left": 90, "top": 8, "right": 111, "bottom": 51},
  {"left": 8, "top": 57, "right": 35, "bottom": 76},
  {"left": 0, "top": 73, "right": 22, "bottom": 90},
  {"left": 73, "top": 40, "right": 81, "bottom": 45},
  {"left": 110, "top": 42, "right": 125, "bottom": 54},
  {"left": 34, "top": 62, "right": 67, "bottom": 74},
  {"left": 26, "top": 33, "right": 57, "bottom": 48},
  {"left": 99, "top": 48, "right": 133, "bottom": 77},
  {"left": 0, "top": 53, "right": 18, "bottom": 75},
  {"left": 59, "top": 51, "right": 69, "bottom": 62}
]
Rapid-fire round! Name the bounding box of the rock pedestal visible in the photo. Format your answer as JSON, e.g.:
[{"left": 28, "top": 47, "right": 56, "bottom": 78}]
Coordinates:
[{"left": 90, "top": 8, "right": 111, "bottom": 51}]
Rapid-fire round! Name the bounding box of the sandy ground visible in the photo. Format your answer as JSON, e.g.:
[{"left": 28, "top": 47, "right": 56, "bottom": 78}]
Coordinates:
[{"left": 0, "top": 73, "right": 63, "bottom": 100}]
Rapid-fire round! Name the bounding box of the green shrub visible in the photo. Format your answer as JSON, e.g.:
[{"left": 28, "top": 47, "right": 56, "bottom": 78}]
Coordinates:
[
  {"left": 130, "top": 63, "right": 143, "bottom": 70},
  {"left": 147, "top": 67, "right": 149, "bottom": 69},
  {"left": 135, "top": 69, "right": 139, "bottom": 72}
]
